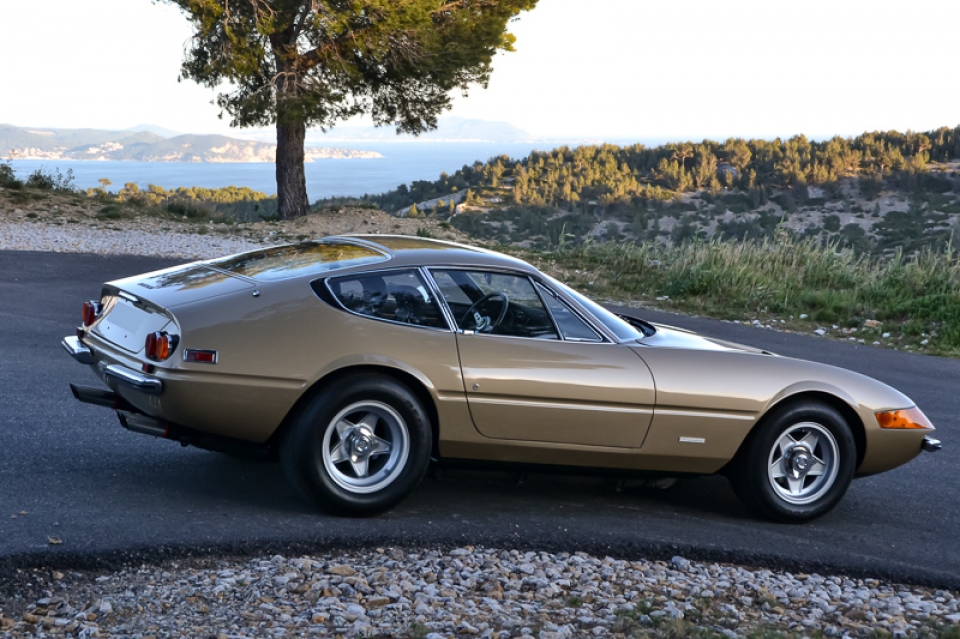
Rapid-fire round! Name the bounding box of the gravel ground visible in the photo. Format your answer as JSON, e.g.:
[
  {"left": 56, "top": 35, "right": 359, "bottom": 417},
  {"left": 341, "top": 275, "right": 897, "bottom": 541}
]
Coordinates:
[
  {"left": 0, "top": 222, "right": 260, "bottom": 259},
  {"left": 1, "top": 548, "right": 959, "bottom": 639},
  {"left": 2, "top": 210, "right": 959, "bottom": 638}
]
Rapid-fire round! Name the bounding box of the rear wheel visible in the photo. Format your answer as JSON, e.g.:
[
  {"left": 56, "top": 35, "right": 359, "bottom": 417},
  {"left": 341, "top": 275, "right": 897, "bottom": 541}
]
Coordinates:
[
  {"left": 730, "top": 401, "right": 856, "bottom": 523},
  {"left": 280, "top": 374, "right": 431, "bottom": 516}
]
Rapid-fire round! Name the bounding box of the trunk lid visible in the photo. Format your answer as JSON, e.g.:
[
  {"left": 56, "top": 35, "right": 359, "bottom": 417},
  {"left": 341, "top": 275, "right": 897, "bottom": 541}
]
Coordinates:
[
  {"left": 92, "top": 262, "right": 255, "bottom": 354},
  {"left": 107, "top": 262, "right": 257, "bottom": 309}
]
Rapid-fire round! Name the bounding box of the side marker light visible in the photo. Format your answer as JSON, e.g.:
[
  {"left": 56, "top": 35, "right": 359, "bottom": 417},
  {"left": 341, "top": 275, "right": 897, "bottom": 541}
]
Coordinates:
[{"left": 183, "top": 349, "right": 218, "bottom": 364}]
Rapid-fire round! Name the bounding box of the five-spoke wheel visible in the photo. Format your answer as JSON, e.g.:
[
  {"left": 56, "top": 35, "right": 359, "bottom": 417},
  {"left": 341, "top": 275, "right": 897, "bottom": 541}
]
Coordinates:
[
  {"left": 281, "top": 374, "right": 431, "bottom": 516},
  {"left": 766, "top": 422, "right": 839, "bottom": 506},
  {"left": 322, "top": 401, "right": 409, "bottom": 494},
  {"left": 730, "top": 401, "right": 855, "bottom": 523}
]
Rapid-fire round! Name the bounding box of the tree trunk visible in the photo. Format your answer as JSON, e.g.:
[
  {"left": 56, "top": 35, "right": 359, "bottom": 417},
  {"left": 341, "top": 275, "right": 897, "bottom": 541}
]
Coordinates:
[{"left": 276, "top": 117, "right": 309, "bottom": 220}]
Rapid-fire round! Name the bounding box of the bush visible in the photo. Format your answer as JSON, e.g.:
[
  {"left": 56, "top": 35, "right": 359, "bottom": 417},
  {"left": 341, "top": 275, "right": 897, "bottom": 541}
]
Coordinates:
[
  {"left": 23, "top": 166, "right": 75, "bottom": 191},
  {"left": 26, "top": 170, "right": 56, "bottom": 190},
  {"left": 859, "top": 173, "right": 883, "bottom": 199}
]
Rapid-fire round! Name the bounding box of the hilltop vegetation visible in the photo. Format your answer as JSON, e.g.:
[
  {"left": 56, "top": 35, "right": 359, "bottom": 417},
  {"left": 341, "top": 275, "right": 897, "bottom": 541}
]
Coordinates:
[{"left": 363, "top": 126, "right": 960, "bottom": 253}]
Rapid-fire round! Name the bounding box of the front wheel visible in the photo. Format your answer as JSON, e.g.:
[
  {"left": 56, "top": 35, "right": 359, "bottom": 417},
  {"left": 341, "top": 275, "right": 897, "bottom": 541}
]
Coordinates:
[
  {"left": 280, "top": 374, "right": 432, "bottom": 516},
  {"left": 730, "top": 401, "right": 856, "bottom": 523}
]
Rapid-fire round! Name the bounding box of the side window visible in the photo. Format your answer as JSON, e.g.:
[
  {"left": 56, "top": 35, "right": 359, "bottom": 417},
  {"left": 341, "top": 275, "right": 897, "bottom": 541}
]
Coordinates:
[
  {"left": 328, "top": 270, "right": 447, "bottom": 329},
  {"left": 537, "top": 284, "right": 604, "bottom": 342},
  {"left": 431, "top": 269, "right": 559, "bottom": 339}
]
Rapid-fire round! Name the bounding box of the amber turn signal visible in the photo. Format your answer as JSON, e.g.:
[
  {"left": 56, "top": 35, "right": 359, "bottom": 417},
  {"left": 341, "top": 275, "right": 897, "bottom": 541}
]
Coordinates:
[
  {"left": 145, "top": 331, "right": 174, "bottom": 361},
  {"left": 876, "top": 407, "right": 934, "bottom": 430}
]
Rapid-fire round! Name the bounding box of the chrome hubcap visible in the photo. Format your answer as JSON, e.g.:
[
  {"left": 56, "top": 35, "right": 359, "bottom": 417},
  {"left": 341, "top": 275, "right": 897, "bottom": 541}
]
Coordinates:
[
  {"left": 321, "top": 401, "right": 410, "bottom": 494},
  {"left": 767, "top": 422, "right": 839, "bottom": 505}
]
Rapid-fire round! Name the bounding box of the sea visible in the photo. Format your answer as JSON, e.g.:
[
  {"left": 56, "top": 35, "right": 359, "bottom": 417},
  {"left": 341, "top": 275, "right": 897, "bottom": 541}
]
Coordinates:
[{"left": 7, "top": 142, "right": 555, "bottom": 201}]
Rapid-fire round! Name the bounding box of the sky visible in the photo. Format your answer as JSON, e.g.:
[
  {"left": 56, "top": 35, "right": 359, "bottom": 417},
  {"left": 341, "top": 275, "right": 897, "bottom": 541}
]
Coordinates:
[{"left": 1, "top": 0, "right": 958, "bottom": 141}]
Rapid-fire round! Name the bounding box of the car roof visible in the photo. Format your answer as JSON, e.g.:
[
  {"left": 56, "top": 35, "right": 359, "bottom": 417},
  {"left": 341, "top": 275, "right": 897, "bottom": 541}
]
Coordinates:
[{"left": 333, "top": 234, "right": 538, "bottom": 273}]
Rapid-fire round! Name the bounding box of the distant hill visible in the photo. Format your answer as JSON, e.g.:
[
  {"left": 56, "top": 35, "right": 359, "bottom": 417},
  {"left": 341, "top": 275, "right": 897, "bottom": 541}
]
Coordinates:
[
  {"left": 0, "top": 124, "right": 382, "bottom": 162},
  {"left": 124, "top": 124, "right": 184, "bottom": 138},
  {"left": 312, "top": 117, "right": 536, "bottom": 143},
  {"left": 219, "top": 117, "right": 539, "bottom": 145}
]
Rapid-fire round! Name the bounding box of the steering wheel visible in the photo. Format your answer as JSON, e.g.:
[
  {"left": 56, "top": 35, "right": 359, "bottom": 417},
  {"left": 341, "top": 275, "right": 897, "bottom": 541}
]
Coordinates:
[{"left": 460, "top": 292, "right": 509, "bottom": 333}]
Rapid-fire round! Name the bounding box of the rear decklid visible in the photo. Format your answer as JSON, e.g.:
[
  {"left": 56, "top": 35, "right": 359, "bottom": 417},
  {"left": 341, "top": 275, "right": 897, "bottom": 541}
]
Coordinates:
[
  {"left": 92, "top": 241, "right": 389, "bottom": 354},
  {"left": 108, "top": 241, "right": 389, "bottom": 310},
  {"left": 93, "top": 263, "right": 256, "bottom": 354},
  {"left": 108, "top": 262, "right": 257, "bottom": 309}
]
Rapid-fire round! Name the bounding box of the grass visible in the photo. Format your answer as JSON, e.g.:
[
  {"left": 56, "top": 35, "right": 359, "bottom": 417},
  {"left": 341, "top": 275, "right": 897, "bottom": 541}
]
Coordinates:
[{"left": 523, "top": 232, "right": 960, "bottom": 356}]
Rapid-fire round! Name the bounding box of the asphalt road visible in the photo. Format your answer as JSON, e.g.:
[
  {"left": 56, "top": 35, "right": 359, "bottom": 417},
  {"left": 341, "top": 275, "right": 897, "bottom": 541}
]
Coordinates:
[{"left": 1, "top": 250, "right": 957, "bottom": 588}]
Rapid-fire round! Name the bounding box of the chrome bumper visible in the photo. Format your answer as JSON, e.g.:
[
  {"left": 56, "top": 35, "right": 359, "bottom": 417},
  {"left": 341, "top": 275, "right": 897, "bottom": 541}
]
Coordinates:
[
  {"left": 99, "top": 362, "right": 163, "bottom": 395},
  {"left": 922, "top": 436, "right": 942, "bottom": 453},
  {"left": 61, "top": 336, "right": 94, "bottom": 365},
  {"left": 63, "top": 334, "right": 163, "bottom": 395}
]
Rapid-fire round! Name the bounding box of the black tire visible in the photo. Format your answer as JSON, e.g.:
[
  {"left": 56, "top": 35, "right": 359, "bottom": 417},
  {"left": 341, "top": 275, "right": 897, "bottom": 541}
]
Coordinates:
[
  {"left": 730, "top": 401, "right": 856, "bottom": 523},
  {"left": 280, "top": 374, "right": 432, "bottom": 517}
]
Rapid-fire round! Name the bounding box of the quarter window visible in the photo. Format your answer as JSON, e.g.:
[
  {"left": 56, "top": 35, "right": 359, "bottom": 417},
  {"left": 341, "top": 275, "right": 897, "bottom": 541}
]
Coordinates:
[
  {"left": 537, "top": 284, "right": 603, "bottom": 342},
  {"left": 328, "top": 270, "right": 447, "bottom": 329}
]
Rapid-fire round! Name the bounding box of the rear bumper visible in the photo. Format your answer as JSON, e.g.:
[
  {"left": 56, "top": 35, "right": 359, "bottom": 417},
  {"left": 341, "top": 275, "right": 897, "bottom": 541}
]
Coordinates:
[
  {"left": 100, "top": 361, "right": 163, "bottom": 395},
  {"left": 61, "top": 336, "right": 94, "bottom": 365},
  {"left": 62, "top": 334, "right": 163, "bottom": 395}
]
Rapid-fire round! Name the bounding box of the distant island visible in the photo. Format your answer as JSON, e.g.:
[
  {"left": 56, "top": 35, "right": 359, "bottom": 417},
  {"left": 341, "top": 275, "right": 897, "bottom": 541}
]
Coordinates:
[
  {"left": 0, "top": 124, "right": 382, "bottom": 163},
  {"left": 308, "top": 116, "right": 536, "bottom": 143},
  {"left": 218, "top": 116, "right": 540, "bottom": 145}
]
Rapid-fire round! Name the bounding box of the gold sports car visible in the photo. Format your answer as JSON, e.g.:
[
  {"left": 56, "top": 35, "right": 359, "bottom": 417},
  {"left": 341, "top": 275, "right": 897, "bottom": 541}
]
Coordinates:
[{"left": 62, "top": 235, "right": 941, "bottom": 522}]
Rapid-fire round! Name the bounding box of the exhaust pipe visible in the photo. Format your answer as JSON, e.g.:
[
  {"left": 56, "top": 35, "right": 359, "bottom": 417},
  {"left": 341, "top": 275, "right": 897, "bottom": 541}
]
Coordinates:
[
  {"left": 922, "top": 436, "right": 942, "bottom": 453},
  {"left": 70, "top": 384, "right": 124, "bottom": 409},
  {"left": 117, "top": 411, "right": 170, "bottom": 438}
]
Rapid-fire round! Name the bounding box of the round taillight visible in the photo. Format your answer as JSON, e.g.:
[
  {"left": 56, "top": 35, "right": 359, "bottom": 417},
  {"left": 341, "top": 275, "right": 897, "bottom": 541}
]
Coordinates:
[
  {"left": 145, "top": 331, "right": 172, "bottom": 361},
  {"left": 82, "top": 301, "right": 102, "bottom": 327}
]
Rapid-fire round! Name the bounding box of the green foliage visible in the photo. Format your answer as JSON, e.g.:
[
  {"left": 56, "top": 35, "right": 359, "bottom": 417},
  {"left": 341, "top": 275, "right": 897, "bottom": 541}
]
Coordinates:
[
  {"left": 0, "top": 162, "right": 20, "bottom": 188},
  {"left": 545, "top": 234, "right": 960, "bottom": 354},
  {"left": 859, "top": 172, "right": 883, "bottom": 199},
  {"left": 97, "top": 204, "right": 134, "bottom": 220},
  {"left": 161, "top": 0, "right": 538, "bottom": 217},
  {"left": 20, "top": 166, "right": 76, "bottom": 191},
  {"left": 164, "top": 0, "right": 537, "bottom": 130},
  {"left": 100, "top": 182, "right": 278, "bottom": 222},
  {"left": 370, "top": 126, "right": 960, "bottom": 222}
]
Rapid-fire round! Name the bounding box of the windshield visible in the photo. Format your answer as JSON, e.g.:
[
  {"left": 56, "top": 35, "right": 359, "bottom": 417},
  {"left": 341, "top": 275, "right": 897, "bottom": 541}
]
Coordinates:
[{"left": 543, "top": 275, "right": 645, "bottom": 342}]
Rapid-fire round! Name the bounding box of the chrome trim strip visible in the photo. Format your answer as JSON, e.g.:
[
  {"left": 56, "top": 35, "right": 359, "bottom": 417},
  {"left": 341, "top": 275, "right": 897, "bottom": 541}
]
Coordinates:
[
  {"left": 679, "top": 436, "right": 707, "bottom": 444},
  {"left": 102, "top": 363, "right": 163, "bottom": 395},
  {"left": 419, "top": 267, "right": 459, "bottom": 332},
  {"left": 61, "top": 336, "right": 94, "bottom": 365},
  {"left": 534, "top": 281, "right": 606, "bottom": 343}
]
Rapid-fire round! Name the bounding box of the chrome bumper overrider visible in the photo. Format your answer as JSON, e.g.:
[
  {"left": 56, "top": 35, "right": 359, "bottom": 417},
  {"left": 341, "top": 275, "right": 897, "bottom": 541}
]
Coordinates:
[
  {"left": 98, "top": 361, "right": 163, "bottom": 395},
  {"left": 61, "top": 336, "right": 94, "bottom": 365},
  {"left": 922, "top": 436, "right": 942, "bottom": 453}
]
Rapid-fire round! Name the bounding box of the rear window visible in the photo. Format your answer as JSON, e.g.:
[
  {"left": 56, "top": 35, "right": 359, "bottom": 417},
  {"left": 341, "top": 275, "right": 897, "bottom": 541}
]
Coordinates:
[{"left": 205, "top": 241, "right": 388, "bottom": 282}]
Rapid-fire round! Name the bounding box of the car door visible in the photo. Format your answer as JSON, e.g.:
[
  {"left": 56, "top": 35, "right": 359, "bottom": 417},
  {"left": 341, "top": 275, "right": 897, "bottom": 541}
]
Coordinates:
[{"left": 429, "top": 268, "right": 655, "bottom": 448}]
